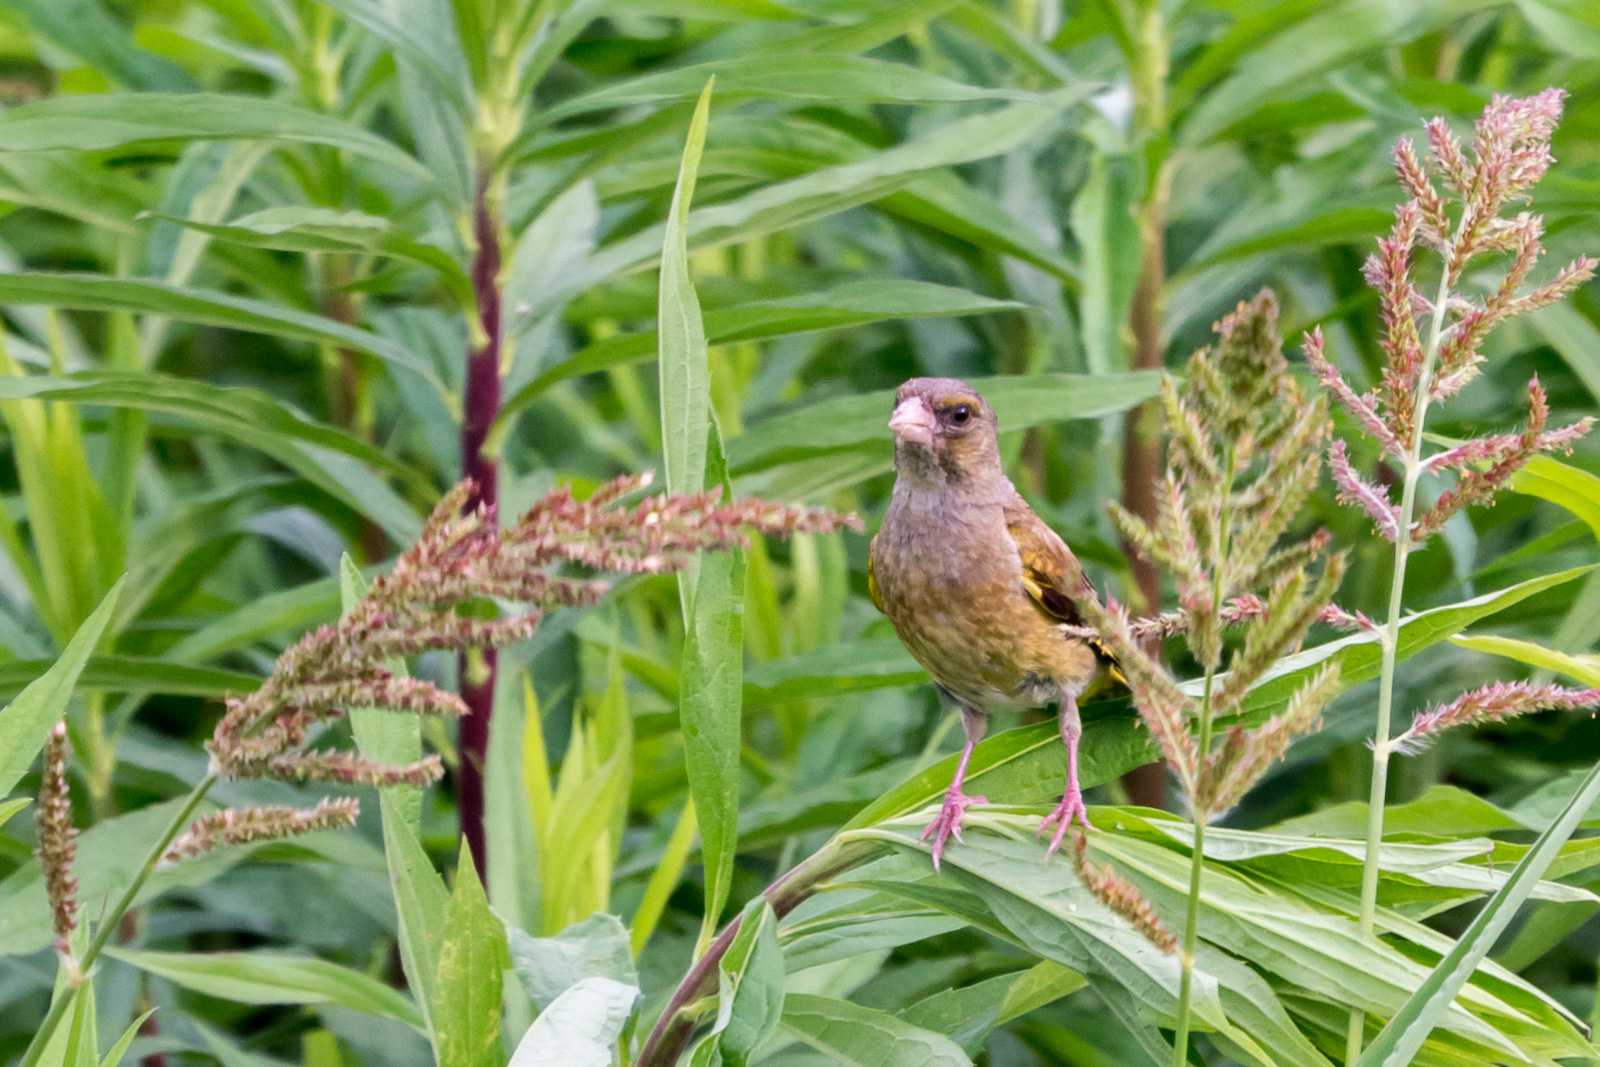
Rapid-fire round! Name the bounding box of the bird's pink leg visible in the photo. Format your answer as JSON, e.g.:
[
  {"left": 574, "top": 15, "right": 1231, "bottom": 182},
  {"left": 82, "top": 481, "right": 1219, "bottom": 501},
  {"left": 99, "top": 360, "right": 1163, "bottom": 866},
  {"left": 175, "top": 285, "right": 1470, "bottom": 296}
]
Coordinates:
[
  {"left": 922, "top": 707, "right": 986, "bottom": 872},
  {"left": 1040, "top": 690, "right": 1093, "bottom": 859}
]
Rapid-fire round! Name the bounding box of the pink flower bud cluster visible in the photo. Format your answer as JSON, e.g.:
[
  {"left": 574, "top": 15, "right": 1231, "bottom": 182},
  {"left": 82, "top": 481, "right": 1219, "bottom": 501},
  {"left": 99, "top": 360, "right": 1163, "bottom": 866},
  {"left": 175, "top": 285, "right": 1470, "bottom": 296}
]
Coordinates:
[
  {"left": 1398, "top": 681, "right": 1600, "bottom": 753},
  {"left": 1309, "top": 91, "right": 1594, "bottom": 544},
  {"left": 172, "top": 474, "right": 858, "bottom": 864}
]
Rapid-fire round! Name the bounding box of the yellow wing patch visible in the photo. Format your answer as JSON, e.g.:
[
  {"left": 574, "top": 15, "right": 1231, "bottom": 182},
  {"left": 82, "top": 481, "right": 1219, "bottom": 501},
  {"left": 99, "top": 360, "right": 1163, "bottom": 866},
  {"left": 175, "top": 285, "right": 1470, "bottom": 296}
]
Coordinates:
[{"left": 866, "top": 550, "right": 885, "bottom": 614}]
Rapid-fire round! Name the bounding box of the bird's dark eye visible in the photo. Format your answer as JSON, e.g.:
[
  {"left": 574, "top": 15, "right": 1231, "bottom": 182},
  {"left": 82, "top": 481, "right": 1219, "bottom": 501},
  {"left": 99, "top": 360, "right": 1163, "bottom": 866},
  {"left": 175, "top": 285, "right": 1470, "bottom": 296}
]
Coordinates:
[{"left": 949, "top": 405, "right": 972, "bottom": 426}]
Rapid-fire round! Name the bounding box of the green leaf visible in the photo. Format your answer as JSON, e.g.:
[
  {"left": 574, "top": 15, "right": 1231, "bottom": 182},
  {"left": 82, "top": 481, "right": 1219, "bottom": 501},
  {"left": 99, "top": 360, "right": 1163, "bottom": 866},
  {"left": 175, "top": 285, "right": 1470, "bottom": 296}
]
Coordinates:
[
  {"left": 1510, "top": 454, "right": 1600, "bottom": 542},
  {"left": 780, "top": 993, "right": 973, "bottom": 1067},
  {"left": 850, "top": 567, "right": 1594, "bottom": 830},
  {"left": 535, "top": 89, "right": 1088, "bottom": 320},
  {"left": 742, "top": 639, "right": 925, "bottom": 708},
  {"left": 508, "top": 976, "right": 639, "bottom": 1067},
  {"left": 0, "top": 92, "right": 427, "bottom": 179},
  {"left": 899, "top": 962, "right": 1087, "bottom": 1055},
  {"left": 104, "top": 948, "right": 424, "bottom": 1031},
  {"left": 0, "top": 371, "right": 423, "bottom": 545},
  {"left": 507, "top": 913, "right": 637, "bottom": 1013},
  {"left": 315, "top": 0, "right": 471, "bottom": 113},
  {"left": 659, "top": 79, "right": 715, "bottom": 505},
  {"left": 434, "top": 846, "right": 508, "bottom": 1067},
  {"left": 1178, "top": 0, "right": 1484, "bottom": 144},
  {"left": 151, "top": 208, "right": 473, "bottom": 309},
  {"left": 536, "top": 54, "right": 1039, "bottom": 127},
  {"left": 6, "top": 0, "right": 192, "bottom": 92},
  {"left": 681, "top": 423, "right": 747, "bottom": 952},
  {"left": 493, "top": 280, "right": 1023, "bottom": 439},
  {"left": 1356, "top": 761, "right": 1600, "bottom": 1066},
  {"left": 1068, "top": 149, "right": 1138, "bottom": 374},
  {"left": 1524, "top": 301, "right": 1600, "bottom": 405},
  {"left": 0, "top": 275, "right": 449, "bottom": 401},
  {"left": 729, "top": 371, "right": 1163, "bottom": 478},
  {"left": 341, "top": 559, "right": 450, "bottom": 1045},
  {"left": 0, "top": 577, "right": 121, "bottom": 799},
  {"left": 0, "top": 797, "right": 28, "bottom": 831},
  {"left": 0, "top": 656, "right": 257, "bottom": 701},
  {"left": 1449, "top": 632, "right": 1600, "bottom": 687},
  {"left": 691, "top": 902, "right": 786, "bottom": 1067},
  {"left": 98, "top": 1008, "right": 156, "bottom": 1067}
]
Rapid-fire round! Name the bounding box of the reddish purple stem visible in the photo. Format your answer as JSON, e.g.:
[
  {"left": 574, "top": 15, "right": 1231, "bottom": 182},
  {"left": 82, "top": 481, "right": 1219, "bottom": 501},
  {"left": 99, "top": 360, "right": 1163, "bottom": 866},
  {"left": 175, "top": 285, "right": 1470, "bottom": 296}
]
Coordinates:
[{"left": 459, "top": 176, "right": 502, "bottom": 877}]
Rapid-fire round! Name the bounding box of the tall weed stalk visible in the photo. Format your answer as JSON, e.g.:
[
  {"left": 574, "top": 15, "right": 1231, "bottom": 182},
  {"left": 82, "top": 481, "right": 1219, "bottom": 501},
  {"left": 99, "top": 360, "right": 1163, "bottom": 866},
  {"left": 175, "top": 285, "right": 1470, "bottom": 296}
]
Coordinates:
[{"left": 1306, "top": 91, "right": 1599, "bottom": 1061}]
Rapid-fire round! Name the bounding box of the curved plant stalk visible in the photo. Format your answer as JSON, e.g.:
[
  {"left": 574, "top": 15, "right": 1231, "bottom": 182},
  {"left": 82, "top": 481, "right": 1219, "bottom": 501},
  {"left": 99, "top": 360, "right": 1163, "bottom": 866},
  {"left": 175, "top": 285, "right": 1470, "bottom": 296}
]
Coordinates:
[
  {"left": 1170, "top": 444, "right": 1234, "bottom": 1065},
  {"left": 1317, "top": 92, "right": 1599, "bottom": 1062},
  {"left": 634, "top": 837, "right": 876, "bottom": 1067},
  {"left": 1343, "top": 243, "right": 1455, "bottom": 1063}
]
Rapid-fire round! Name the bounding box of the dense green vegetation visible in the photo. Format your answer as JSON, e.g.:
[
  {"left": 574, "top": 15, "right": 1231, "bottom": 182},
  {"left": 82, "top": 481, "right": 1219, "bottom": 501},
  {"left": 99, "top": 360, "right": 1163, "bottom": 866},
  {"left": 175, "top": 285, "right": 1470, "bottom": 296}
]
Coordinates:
[{"left": 3, "top": 2, "right": 1600, "bottom": 1065}]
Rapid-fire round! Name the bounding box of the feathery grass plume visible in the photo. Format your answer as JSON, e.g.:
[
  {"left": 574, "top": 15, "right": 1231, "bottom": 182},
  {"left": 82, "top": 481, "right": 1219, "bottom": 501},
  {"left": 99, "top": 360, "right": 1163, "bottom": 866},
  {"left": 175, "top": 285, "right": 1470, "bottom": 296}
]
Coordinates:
[
  {"left": 1072, "top": 830, "right": 1178, "bottom": 955},
  {"left": 168, "top": 474, "right": 859, "bottom": 864},
  {"left": 1310, "top": 90, "right": 1597, "bottom": 1062},
  {"left": 161, "top": 798, "right": 360, "bottom": 866},
  {"left": 1396, "top": 682, "right": 1600, "bottom": 754},
  {"left": 1067, "top": 291, "right": 1343, "bottom": 1066},
  {"left": 1074, "top": 290, "right": 1345, "bottom": 822},
  {"left": 36, "top": 723, "right": 78, "bottom": 955}
]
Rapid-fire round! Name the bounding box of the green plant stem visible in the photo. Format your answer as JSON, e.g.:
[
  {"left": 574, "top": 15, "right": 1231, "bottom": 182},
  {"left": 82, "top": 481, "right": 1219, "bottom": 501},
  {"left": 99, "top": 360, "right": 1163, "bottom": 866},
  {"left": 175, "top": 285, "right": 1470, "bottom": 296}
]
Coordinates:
[
  {"left": 1170, "top": 669, "right": 1215, "bottom": 1065},
  {"left": 19, "top": 772, "right": 217, "bottom": 1067},
  {"left": 1344, "top": 257, "right": 1455, "bottom": 1064},
  {"left": 1172, "top": 444, "right": 1236, "bottom": 1065},
  {"left": 634, "top": 838, "right": 875, "bottom": 1067}
]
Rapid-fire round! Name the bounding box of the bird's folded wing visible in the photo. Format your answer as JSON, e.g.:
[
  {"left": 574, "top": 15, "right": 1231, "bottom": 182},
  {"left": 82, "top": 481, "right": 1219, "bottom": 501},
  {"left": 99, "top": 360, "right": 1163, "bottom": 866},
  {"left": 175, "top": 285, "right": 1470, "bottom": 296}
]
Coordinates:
[{"left": 1003, "top": 497, "right": 1086, "bottom": 626}]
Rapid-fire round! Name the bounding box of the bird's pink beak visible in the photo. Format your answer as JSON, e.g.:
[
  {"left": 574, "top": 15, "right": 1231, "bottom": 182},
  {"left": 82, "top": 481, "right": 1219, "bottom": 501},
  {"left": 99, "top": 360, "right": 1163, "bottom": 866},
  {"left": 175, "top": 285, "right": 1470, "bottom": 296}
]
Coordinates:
[{"left": 889, "top": 395, "right": 936, "bottom": 449}]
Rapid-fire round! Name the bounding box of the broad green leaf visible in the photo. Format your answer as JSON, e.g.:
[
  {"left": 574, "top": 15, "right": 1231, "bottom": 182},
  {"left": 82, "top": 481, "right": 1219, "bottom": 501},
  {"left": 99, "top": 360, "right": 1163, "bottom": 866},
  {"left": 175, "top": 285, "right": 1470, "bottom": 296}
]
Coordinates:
[
  {"left": 0, "top": 656, "right": 256, "bottom": 701},
  {"left": 0, "top": 92, "right": 427, "bottom": 179},
  {"left": 849, "top": 566, "right": 1594, "bottom": 830},
  {"left": 1450, "top": 633, "right": 1600, "bottom": 687},
  {"left": 0, "top": 577, "right": 121, "bottom": 799},
  {"left": 1510, "top": 454, "right": 1600, "bottom": 541},
  {"left": 104, "top": 948, "right": 424, "bottom": 1031},
  {"left": 508, "top": 976, "right": 639, "bottom": 1067},
  {"left": 506, "top": 913, "right": 636, "bottom": 1013},
  {"left": 1068, "top": 149, "right": 1138, "bottom": 374},
  {"left": 780, "top": 993, "right": 972, "bottom": 1067},
  {"left": 659, "top": 80, "right": 714, "bottom": 506},
  {"left": 151, "top": 208, "right": 473, "bottom": 309},
  {"left": 1178, "top": 0, "right": 1488, "bottom": 144},
  {"left": 729, "top": 372, "right": 1163, "bottom": 477},
  {"left": 0, "top": 371, "right": 422, "bottom": 545},
  {"left": 342, "top": 559, "right": 450, "bottom": 1044},
  {"left": 492, "top": 280, "right": 1024, "bottom": 441},
  {"left": 691, "top": 902, "right": 785, "bottom": 1067},
  {"left": 535, "top": 54, "right": 1040, "bottom": 127},
  {"left": 534, "top": 89, "right": 1088, "bottom": 320},
  {"left": 0, "top": 276, "right": 448, "bottom": 401},
  {"left": 1356, "top": 760, "right": 1600, "bottom": 1066},
  {"left": 434, "top": 846, "right": 508, "bottom": 1067},
  {"left": 742, "top": 639, "right": 925, "bottom": 708},
  {"left": 899, "top": 962, "right": 1087, "bottom": 1055},
  {"left": 681, "top": 423, "right": 746, "bottom": 952}
]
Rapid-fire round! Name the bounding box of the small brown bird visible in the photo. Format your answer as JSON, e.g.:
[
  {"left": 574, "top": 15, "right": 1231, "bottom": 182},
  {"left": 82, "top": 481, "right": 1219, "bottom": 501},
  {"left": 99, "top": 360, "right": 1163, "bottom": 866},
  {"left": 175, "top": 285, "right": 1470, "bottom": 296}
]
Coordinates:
[{"left": 868, "top": 378, "right": 1112, "bottom": 869}]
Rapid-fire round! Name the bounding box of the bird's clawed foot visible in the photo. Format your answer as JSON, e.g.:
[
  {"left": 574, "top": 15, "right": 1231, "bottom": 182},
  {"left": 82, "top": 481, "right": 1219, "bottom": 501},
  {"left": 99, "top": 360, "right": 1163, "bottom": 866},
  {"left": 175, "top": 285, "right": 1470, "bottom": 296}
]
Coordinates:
[
  {"left": 1038, "top": 786, "right": 1093, "bottom": 861},
  {"left": 921, "top": 788, "right": 986, "bottom": 871}
]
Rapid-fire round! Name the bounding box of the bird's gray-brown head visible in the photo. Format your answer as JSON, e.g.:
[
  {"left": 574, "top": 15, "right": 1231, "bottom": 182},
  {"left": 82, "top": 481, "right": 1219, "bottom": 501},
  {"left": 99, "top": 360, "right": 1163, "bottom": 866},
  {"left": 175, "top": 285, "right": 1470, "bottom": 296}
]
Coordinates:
[{"left": 888, "top": 377, "right": 1003, "bottom": 489}]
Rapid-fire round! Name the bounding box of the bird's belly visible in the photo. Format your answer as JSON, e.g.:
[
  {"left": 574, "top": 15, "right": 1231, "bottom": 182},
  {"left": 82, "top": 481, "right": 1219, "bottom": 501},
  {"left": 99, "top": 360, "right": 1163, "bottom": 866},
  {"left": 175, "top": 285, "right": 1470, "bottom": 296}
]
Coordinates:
[{"left": 892, "top": 596, "right": 1064, "bottom": 710}]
